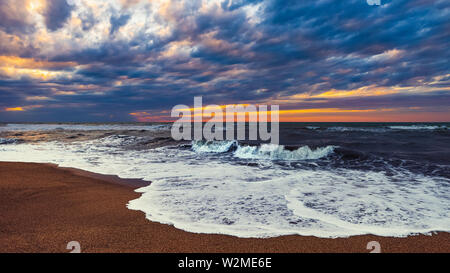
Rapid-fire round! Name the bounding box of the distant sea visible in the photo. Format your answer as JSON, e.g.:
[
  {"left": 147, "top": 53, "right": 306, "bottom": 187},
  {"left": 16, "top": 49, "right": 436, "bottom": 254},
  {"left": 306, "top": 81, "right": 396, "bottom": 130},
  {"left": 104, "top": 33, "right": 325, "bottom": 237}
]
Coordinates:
[{"left": 0, "top": 122, "right": 449, "bottom": 238}]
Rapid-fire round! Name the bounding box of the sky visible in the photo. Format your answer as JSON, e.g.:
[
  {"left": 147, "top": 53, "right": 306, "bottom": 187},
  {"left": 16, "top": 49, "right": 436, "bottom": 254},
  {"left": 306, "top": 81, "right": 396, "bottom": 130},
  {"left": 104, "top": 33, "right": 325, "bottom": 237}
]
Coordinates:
[{"left": 0, "top": 0, "right": 449, "bottom": 122}]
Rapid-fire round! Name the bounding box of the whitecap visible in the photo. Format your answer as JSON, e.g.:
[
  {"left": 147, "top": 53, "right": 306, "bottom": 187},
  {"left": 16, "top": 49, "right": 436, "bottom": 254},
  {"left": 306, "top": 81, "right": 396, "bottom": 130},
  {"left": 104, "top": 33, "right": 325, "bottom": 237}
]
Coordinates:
[{"left": 233, "top": 144, "right": 335, "bottom": 160}]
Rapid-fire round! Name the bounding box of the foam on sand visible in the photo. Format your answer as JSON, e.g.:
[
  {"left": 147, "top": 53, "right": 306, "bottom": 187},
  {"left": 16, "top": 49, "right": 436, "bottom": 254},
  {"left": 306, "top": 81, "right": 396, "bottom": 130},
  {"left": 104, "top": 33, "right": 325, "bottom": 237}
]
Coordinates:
[{"left": 1, "top": 136, "right": 448, "bottom": 238}]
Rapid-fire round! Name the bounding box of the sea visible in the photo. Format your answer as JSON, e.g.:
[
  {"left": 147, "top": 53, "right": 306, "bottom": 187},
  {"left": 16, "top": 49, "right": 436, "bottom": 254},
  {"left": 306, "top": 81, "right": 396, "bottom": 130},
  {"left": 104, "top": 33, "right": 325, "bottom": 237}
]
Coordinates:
[{"left": 0, "top": 122, "right": 449, "bottom": 238}]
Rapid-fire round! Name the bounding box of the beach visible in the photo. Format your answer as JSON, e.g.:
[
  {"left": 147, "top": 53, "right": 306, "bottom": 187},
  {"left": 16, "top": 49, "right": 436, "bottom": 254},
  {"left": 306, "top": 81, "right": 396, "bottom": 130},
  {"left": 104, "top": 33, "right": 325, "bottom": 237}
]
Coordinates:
[
  {"left": 0, "top": 0, "right": 448, "bottom": 257},
  {"left": 0, "top": 161, "right": 448, "bottom": 253}
]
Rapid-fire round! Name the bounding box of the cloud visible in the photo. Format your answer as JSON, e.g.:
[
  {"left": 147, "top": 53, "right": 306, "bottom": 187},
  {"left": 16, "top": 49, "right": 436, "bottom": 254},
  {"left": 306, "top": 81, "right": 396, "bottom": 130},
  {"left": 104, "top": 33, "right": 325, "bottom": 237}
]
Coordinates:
[
  {"left": 0, "top": 0, "right": 34, "bottom": 34},
  {"left": 79, "top": 6, "right": 98, "bottom": 31},
  {"left": 120, "top": 0, "right": 142, "bottom": 9},
  {"left": 43, "top": 0, "right": 74, "bottom": 31},
  {"left": 25, "top": 96, "right": 54, "bottom": 101},
  {"left": 0, "top": 0, "right": 448, "bottom": 122},
  {"left": 109, "top": 13, "right": 131, "bottom": 35},
  {"left": 4, "top": 104, "right": 43, "bottom": 112},
  {"left": 5, "top": 107, "right": 25, "bottom": 112}
]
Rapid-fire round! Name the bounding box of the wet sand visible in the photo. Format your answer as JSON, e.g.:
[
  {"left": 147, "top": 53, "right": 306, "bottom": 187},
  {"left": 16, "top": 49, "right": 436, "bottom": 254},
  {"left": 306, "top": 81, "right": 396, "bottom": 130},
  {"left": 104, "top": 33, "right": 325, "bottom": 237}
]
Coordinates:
[{"left": 0, "top": 162, "right": 448, "bottom": 253}]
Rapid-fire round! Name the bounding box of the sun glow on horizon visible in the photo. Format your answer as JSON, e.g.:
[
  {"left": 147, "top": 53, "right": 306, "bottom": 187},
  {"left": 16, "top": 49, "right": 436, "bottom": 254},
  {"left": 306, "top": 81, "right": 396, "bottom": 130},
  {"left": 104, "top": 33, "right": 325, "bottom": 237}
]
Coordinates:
[{"left": 5, "top": 107, "right": 25, "bottom": 112}]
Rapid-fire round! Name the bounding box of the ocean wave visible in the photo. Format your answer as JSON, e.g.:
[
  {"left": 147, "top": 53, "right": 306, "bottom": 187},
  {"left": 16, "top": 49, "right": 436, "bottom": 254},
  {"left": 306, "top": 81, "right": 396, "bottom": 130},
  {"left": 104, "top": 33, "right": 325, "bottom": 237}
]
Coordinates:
[
  {"left": 191, "top": 140, "right": 336, "bottom": 160},
  {"left": 0, "top": 138, "right": 20, "bottom": 145},
  {"left": 92, "top": 135, "right": 144, "bottom": 147},
  {"left": 305, "top": 126, "right": 320, "bottom": 130},
  {"left": 319, "top": 125, "right": 448, "bottom": 132},
  {"left": 0, "top": 123, "right": 171, "bottom": 132},
  {"left": 388, "top": 125, "right": 447, "bottom": 130},
  {"left": 1, "top": 137, "right": 448, "bottom": 238},
  {"left": 191, "top": 140, "right": 238, "bottom": 153},
  {"left": 234, "top": 144, "right": 336, "bottom": 160},
  {"left": 326, "top": 127, "right": 387, "bottom": 133}
]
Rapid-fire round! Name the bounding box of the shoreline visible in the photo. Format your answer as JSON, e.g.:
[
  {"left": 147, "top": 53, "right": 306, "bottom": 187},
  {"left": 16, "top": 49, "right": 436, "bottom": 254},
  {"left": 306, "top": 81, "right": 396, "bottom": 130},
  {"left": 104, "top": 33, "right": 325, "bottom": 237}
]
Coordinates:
[{"left": 0, "top": 161, "right": 448, "bottom": 253}]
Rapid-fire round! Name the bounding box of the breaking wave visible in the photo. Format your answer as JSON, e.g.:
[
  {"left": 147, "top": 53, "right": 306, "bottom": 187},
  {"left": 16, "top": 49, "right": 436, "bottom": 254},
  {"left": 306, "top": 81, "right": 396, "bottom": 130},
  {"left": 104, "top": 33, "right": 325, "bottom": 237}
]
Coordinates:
[
  {"left": 320, "top": 125, "right": 448, "bottom": 132},
  {"left": 326, "top": 127, "right": 387, "bottom": 133},
  {"left": 234, "top": 143, "right": 336, "bottom": 160},
  {"left": 191, "top": 140, "right": 238, "bottom": 153},
  {"left": 0, "top": 138, "right": 20, "bottom": 145},
  {"left": 191, "top": 140, "right": 335, "bottom": 160}
]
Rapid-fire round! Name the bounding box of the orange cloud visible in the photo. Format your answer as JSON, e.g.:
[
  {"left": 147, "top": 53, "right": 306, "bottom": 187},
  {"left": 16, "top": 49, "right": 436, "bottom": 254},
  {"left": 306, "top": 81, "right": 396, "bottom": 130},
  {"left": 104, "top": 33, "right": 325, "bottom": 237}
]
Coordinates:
[
  {"left": 176, "top": 106, "right": 384, "bottom": 116},
  {"left": 5, "top": 107, "right": 25, "bottom": 112},
  {"left": 130, "top": 111, "right": 150, "bottom": 116},
  {"left": 0, "top": 56, "right": 76, "bottom": 70},
  {"left": 120, "top": 0, "right": 141, "bottom": 9},
  {"left": 177, "top": 104, "right": 250, "bottom": 112},
  {"left": 139, "top": 105, "right": 399, "bottom": 122},
  {"left": 0, "top": 56, "right": 77, "bottom": 80},
  {"left": 129, "top": 104, "right": 450, "bottom": 123},
  {"left": 25, "top": 96, "right": 54, "bottom": 101},
  {"left": 26, "top": 0, "right": 46, "bottom": 13},
  {"left": 270, "top": 83, "right": 450, "bottom": 107},
  {"left": 54, "top": 91, "right": 77, "bottom": 96},
  {"left": 4, "top": 105, "right": 43, "bottom": 112}
]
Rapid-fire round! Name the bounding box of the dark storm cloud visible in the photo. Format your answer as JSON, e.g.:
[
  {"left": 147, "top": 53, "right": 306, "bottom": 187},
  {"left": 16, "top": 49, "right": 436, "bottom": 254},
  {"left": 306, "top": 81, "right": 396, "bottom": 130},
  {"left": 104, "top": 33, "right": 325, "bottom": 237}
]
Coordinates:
[
  {"left": 109, "top": 13, "right": 131, "bottom": 35},
  {"left": 43, "top": 0, "right": 74, "bottom": 31},
  {"left": 0, "top": 32, "right": 36, "bottom": 57}
]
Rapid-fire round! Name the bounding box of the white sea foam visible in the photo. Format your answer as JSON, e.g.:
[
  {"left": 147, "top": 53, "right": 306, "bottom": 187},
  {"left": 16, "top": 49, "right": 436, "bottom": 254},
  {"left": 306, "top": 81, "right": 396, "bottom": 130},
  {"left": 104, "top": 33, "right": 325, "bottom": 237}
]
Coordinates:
[
  {"left": 0, "top": 138, "right": 19, "bottom": 145},
  {"left": 388, "top": 125, "right": 447, "bottom": 130},
  {"left": 191, "top": 141, "right": 336, "bottom": 161},
  {"left": 233, "top": 143, "right": 336, "bottom": 160},
  {"left": 0, "top": 137, "right": 448, "bottom": 238},
  {"left": 327, "top": 127, "right": 387, "bottom": 133},
  {"left": 325, "top": 125, "right": 448, "bottom": 132},
  {"left": 191, "top": 140, "right": 237, "bottom": 153}
]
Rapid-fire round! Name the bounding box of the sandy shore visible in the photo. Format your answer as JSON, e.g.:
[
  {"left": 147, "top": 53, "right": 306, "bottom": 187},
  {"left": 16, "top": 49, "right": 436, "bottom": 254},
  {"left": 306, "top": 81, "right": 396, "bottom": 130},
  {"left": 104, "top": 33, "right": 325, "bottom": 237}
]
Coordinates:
[{"left": 0, "top": 162, "right": 448, "bottom": 253}]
